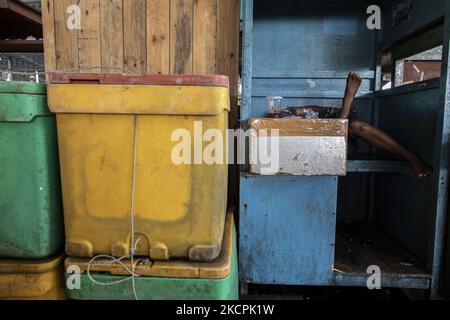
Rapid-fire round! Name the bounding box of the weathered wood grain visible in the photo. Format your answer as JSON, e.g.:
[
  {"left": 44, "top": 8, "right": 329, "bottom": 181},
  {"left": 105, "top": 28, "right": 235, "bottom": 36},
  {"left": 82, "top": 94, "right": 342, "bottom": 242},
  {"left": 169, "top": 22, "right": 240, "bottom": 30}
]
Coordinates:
[
  {"left": 54, "top": 0, "right": 79, "bottom": 71},
  {"left": 193, "top": 0, "right": 217, "bottom": 74},
  {"left": 100, "top": 0, "right": 124, "bottom": 72},
  {"left": 123, "top": 0, "right": 147, "bottom": 74},
  {"left": 147, "top": 0, "right": 170, "bottom": 74},
  {"left": 78, "top": 0, "right": 101, "bottom": 72},
  {"left": 43, "top": 0, "right": 240, "bottom": 206},
  {"left": 170, "top": 0, "right": 193, "bottom": 74}
]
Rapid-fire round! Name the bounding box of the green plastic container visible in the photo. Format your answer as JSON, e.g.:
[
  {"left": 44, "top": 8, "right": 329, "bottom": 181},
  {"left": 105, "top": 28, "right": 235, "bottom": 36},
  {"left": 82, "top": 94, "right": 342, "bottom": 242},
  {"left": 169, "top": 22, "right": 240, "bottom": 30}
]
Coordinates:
[
  {"left": 0, "top": 81, "right": 63, "bottom": 259},
  {"left": 65, "top": 227, "right": 239, "bottom": 300},
  {"left": 67, "top": 268, "right": 238, "bottom": 300}
]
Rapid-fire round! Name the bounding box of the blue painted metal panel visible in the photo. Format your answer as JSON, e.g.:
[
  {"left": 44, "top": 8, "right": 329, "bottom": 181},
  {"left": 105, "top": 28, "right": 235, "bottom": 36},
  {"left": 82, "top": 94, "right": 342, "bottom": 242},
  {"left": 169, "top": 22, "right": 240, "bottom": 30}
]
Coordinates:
[
  {"left": 377, "top": 88, "right": 440, "bottom": 167},
  {"left": 251, "top": 78, "right": 373, "bottom": 98},
  {"left": 252, "top": 0, "right": 376, "bottom": 80},
  {"left": 323, "top": 17, "right": 358, "bottom": 36},
  {"left": 242, "top": 0, "right": 378, "bottom": 122},
  {"left": 240, "top": 174, "right": 338, "bottom": 286},
  {"left": 374, "top": 174, "right": 435, "bottom": 262},
  {"left": 430, "top": 0, "right": 450, "bottom": 298},
  {"left": 381, "top": 0, "right": 446, "bottom": 47}
]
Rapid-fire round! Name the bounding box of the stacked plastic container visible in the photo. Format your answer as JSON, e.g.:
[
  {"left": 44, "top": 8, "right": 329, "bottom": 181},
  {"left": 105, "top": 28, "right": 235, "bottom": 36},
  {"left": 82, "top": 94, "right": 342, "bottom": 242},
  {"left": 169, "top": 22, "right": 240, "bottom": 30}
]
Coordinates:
[
  {"left": 47, "top": 73, "right": 238, "bottom": 300},
  {"left": 0, "top": 81, "right": 66, "bottom": 300}
]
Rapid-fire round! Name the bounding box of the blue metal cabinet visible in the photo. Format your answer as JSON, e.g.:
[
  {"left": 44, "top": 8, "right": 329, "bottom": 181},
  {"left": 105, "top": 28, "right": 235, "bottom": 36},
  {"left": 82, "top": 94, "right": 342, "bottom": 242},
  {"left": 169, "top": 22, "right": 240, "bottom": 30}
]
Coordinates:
[
  {"left": 240, "top": 0, "right": 450, "bottom": 298},
  {"left": 240, "top": 175, "right": 338, "bottom": 285}
]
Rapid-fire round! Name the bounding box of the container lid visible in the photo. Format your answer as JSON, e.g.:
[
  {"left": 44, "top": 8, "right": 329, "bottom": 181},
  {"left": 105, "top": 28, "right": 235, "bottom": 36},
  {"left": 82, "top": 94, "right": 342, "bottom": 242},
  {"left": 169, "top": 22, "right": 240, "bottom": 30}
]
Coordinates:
[
  {"left": 47, "top": 79, "right": 230, "bottom": 115},
  {"left": 0, "top": 255, "right": 64, "bottom": 275},
  {"left": 65, "top": 212, "right": 235, "bottom": 280},
  {"left": 48, "top": 72, "right": 229, "bottom": 88},
  {"left": 0, "top": 81, "right": 46, "bottom": 95}
]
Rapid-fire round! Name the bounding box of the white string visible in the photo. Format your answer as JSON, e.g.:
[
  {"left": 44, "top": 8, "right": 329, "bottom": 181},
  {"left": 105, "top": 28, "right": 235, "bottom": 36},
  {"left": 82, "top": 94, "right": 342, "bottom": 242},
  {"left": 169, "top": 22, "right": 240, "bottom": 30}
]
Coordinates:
[
  {"left": 129, "top": 114, "right": 139, "bottom": 300},
  {"left": 87, "top": 114, "right": 141, "bottom": 300}
]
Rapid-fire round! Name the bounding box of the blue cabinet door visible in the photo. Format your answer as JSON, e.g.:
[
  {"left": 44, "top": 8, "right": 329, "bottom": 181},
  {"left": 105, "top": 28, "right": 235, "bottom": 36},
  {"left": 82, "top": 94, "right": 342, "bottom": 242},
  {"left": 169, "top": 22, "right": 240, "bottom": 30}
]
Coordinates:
[{"left": 240, "top": 174, "right": 338, "bottom": 285}]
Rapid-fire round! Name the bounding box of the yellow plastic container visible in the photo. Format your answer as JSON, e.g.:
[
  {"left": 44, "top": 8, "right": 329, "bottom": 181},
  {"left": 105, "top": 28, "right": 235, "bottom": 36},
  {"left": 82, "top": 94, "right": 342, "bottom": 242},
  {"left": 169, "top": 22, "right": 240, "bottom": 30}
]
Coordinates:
[
  {"left": 0, "top": 255, "right": 67, "bottom": 300},
  {"left": 48, "top": 73, "right": 230, "bottom": 261},
  {"left": 66, "top": 212, "right": 235, "bottom": 278}
]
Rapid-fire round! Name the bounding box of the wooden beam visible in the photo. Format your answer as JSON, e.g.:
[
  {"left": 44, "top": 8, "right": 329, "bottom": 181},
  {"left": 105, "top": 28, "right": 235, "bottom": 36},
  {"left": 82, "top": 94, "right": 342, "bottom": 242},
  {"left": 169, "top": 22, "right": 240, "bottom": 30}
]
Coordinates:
[
  {"left": 41, "top": 0, "right": 56, "bottom": 77},
  {"left": 0, "top": 0, "right": 42, "bottom": 24},
  {"left": 100, "top": 0, "right": 124, "bottom": 73},
  {"left": 0, "top": 39, "right": 43, "bottom": 52}
]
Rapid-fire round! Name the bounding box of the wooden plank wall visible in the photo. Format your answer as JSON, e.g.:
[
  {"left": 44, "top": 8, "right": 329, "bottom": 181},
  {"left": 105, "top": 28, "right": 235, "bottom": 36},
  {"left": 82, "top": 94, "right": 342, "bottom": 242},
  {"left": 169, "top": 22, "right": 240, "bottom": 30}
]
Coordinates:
[
  {"left": 41, "top": 0, "right": 241, "bottom": 205},
  {"left": 42, "top": 0, "right": 239, "bottom": 77}
]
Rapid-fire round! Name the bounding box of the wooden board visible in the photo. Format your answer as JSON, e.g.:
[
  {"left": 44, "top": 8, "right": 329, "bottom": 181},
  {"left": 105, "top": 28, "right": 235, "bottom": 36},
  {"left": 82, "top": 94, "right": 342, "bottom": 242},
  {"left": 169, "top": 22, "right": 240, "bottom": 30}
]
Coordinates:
[
  {"left": 170, "top": 0, "right": 193, "bottom": 74},
  {"left": 216, "top": 0, "right": 240, "bottom": 99},
  {"left": 147, "top": 0, "right": 170, "bottom": 74},
  {"left": 193, "top": 0, "right": 217, "bottom": 74},
  {"left": 216, "top": 0, "right": 240, "bottom": 207},
  {"left": 78, "top": 0, "right": 101, "bottom": 72},
  {"left": 0, "top": 40, "right": 44, "bottom": 52},
  {"left": 123, "top": 0, "right": 147, "bottom": 74},
  {"left": 42, "top": 0, "right": 239, "bottom": 92},
  {"left": 41, "top": 0, "right": 56, "bottom": 76},
  {"left": 100, "top": 0, "right": 123, "bottom": 72},
  {"left": 0, "top": 0, "right": 42, "bottom": 38},
  {"left": 53, "top": 0, "right": 79, "bottom": 71}
]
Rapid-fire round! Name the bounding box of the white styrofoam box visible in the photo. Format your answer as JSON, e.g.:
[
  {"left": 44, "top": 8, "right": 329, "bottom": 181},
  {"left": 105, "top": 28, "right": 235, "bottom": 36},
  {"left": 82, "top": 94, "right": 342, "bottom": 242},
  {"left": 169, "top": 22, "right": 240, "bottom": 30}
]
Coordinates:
[{"left": 249, "top": 118, "right": 348, "bottom": 176}]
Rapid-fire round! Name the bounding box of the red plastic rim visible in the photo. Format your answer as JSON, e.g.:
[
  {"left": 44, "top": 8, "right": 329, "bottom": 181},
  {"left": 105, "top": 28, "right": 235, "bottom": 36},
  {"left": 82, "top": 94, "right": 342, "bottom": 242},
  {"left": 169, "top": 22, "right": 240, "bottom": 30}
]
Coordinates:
[{"left": 48, "top": 72, "right": 229, "bottom": 88}]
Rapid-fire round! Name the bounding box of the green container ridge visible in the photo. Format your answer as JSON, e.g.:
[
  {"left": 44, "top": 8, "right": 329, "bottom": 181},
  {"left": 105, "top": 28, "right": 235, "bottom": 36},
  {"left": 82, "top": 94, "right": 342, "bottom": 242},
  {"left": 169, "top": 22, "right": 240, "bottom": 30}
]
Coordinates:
[
  {"left": 0, "top": 81, "right": 64, "bottom": 259},
  {"left": 65, "top": 232, "right": 239, "bottom": 300}
]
